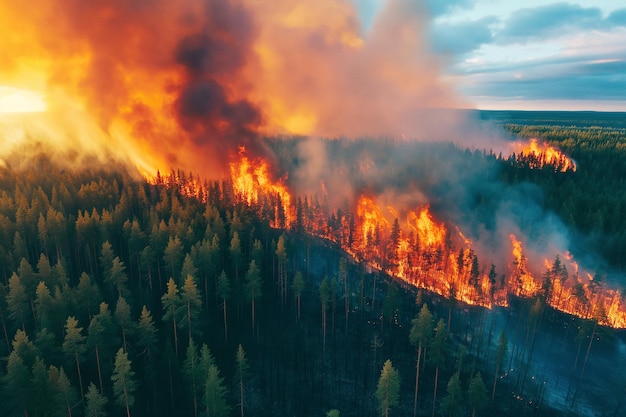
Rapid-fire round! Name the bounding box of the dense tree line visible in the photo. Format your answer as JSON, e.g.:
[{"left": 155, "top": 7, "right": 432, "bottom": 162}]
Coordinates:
[
  {"left": 499, "top": 124, "right": 626, "bottom": 268},
  {"left": 0, "top": 137, "right": 624, "bottom": 417}
]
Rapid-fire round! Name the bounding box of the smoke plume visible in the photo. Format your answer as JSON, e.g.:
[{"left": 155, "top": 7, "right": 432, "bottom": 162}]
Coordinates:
[{"left": 0, "top": 0, "right": 472, "bottom": 177}]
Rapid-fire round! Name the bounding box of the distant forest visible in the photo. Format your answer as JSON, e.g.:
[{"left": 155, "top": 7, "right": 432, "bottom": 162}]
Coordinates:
[
  {"left": 0, "top": 111, "right": 625, "bottom": 417},
  {"left": 497, "top": 119, "right": 626, "bottom": 268}
]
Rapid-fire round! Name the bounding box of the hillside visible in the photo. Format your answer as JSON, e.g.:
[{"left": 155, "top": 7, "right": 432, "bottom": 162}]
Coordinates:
[{"left": 0, "top": 131, "right": 625, "bottom": 416}]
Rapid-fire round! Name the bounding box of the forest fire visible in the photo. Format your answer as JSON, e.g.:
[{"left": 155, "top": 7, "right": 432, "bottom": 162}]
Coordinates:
[
  {"left": 509, "top": 138, "right": 577, "bottom": 172},
  {"left": 0, "top": 0, "right": 622, "bottom": 331},
  {"left": 230, "top": 147, "right": 292, "bottom": 228},
  {"left": 219, "top": 152, "right": 626, "bottom": 328}
]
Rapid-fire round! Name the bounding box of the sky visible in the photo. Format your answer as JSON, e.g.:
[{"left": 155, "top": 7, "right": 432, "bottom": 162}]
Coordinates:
[
  {"left": 359, "top": 0, "right": 626, "bottom": 111},
  {"left": 1, "top": 0, "right": 624, "bottom": 116}
]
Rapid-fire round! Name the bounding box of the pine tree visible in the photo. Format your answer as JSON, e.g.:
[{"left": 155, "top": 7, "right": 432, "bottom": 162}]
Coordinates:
[
  {"left": 468, "top": 372, "right": 488, "bottom": 417},
  {"left": 136, "top": 305, "right": 157, "bottom": 359},
  {"left": 275, "top": 234, "right": 287, "bottom": 304},
  {"left": 88, "top": 303, "right": 116, "bottom": 393},
  {"left": 181, "top": 275, "right": 202, "bottom": 341},
  {"left": 111, "top": 347, "right": 136, "bottom": 417},
  {"left": 492, "top": 331, "right": 507, "bottom": 400},
  {"left": 114, "top": 296, "right": 133, "bottom": 353},
  {"left": 203, "top": 364, "right": 229, "bottom": 417},
  {"left": 429, "top": 318, "right": 448, "bottom": 417},
  {"left": 163, "top": 236, "right": 184, "bottom": 282},
  {"left": 161, "top": 278, "right": 183, "bottom": 355},
  {"left": 180, "top": 254, "right": 198, "bottom": 286},
  {"left": 76, "top": 272, "right": 102, "bottom": 321},
  {"left": 108, "top": 257, "right": 129, "bottom": 299},
  {"left": 320, "top": 276, "right": 331, "bottom": 352},
  {"left": 7, "top": 272, "right": 29, "bottom": 330},
  {"left": 62, "top": 316, "right": 86, "bottom": 401},
  {"left": 184, "top": 338, "right": 201, "bottom": 417},
  {"left": 31, "top": 356, "right": 53, "bottom": 416},
  {"left": 85, "top": 382, "right": 108, "bottom": 417},
  {"left": 216, "top": 270, "right": 231, "bottom": 341},
  {"left": 439, "top": 372, "right": 462, "bottom": 417},
  {"left": 244, "top": 260, "right": 262, "bottom": 334},
  {"left": 409, "top": 303, "right": 434, "bottom": 417},
  {"left": 376, "top": 359, "right": 400, "bottom": 417},
  {"left": 50, "top": 365, "right": 78, "bottom": 417},
  {"left": 234, "top": 344, "right": 249, "bottom": 417},
  {"left": 35, "top": 281, "right": 54, "bottom": 331},
  {"left": 292, "top": 271, "right": 305, "bottom": 321},
  {"left": 3, "top": 350, "right": 30, "bottom": 415},
  {"left": 229, "top": 232, "right": 242, "bottom": 283}
]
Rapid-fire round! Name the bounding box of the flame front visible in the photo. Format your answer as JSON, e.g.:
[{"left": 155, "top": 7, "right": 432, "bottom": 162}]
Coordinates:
[
  {"left": 218, "top": 155, "right": 626, "bottom": 328},
  {"left": 509, "top": 138, "right": 577, "bottom": 172},
  {"left": 229, "top": 147, "right": 291, "bottom": 228}
]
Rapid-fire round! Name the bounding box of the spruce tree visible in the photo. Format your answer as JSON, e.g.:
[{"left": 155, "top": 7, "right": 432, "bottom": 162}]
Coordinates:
[
  {"left": 111, "top": 347, "right": 136, "bottom": 417},
  {"left": 376, "top": 359, "right": 400, "bottom": 417}
]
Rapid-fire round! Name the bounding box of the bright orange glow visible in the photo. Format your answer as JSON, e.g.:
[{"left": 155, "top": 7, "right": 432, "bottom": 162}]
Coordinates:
[
  {"left": 509, "top": 138, "right": 577, "bottom": 172},
  {"left": 408, "top": 206, "right": 445, "bottom": 247},
  {"left": 0, "top": 87, "right": 47, "bottom": 113},
  {"left": 509, "top": 234, "right": 540, "bottom": 296},
  {"left": 158, "top": 152, "right": 626, "bottom": 328},
  {"left": 229, "top": 147, "right": 292, "bottom": 228}
]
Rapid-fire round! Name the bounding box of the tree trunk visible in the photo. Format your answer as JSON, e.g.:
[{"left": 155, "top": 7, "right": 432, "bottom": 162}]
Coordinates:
[
  {"left": 75, "top": 350, "right": 84, "bottom": 401},
  {"left": 492, "top": 364, "right": 499, "bottom": 400},
  {"left": 0, "top": 307, "right": 10, "bottom": 352},
  {"left": 222, "top": 298, "right": 228, "bottom": 342},
  {"left": 173, "top": 318, "right": 178, "bottom": 356},
  {"left": 572, "top": 322, "right": 597, "bottom": 406},
  {"left": 413, "top": 344, "right": 422, "bottom": 417},
  {"left": 432, "top": 366, "right": 439, "bottom": 417},
  {"left": 95, "top": 344, "right": 103, "bottom": 393},
  {"left": 122, "top": 376, "right": 131, "bottom": 417},
  {"left": 297, "top": 294, "right": 301, "bottom": 321},
  {"left": 239, "top": 374, "right": 245, "bottom": 417}
]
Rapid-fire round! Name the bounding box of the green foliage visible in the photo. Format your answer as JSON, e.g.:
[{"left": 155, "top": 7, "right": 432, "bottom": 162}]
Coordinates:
[
  {"left": 112, "top": 347, "right": 136, "bottom": 412},
  {"left": 85, "top": 382, "right": 108, "bottom": 417},
  {"left": 203, "top": 364, "right": 229, "bottom": 417},
  {"left": 136, "top": 305, "right": 157, "bottom": 356},
  {"left": 7, "top": 273, "right": 28, "bottom": 330},
  {"left": 234, "top": 344, "right": 249, "bottom": 417},
  {"left": 410, "top": 303, "right": 434, "bottom": 348},
  {"left": 429, "top": 319, "right": 448, "bottom": 369},
  {"left": 376, "top": 359, "right": 400, "bottom": 417},
  {"left": 468, "top": 372, "right": 488, "bottom": 416},
  {"left": 1, "top": 133, "right": 624, "bottom": 417},
  {"left": 439, "top": 372, "right": 462, "bottom": 417}
]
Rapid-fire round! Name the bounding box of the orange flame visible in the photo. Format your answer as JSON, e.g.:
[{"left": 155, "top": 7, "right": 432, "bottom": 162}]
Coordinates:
[
  {"left": 509, "top": 138, "right": 577, "bottom": 172},
  {"left": 160, "top": 152, "right": 626, "bottom": 328},
  {"left": 229, "top": 147, "right": 292, "bottom": 228},
  {"left": 408, "top": 206, "right": 446, "bottom": 247}
]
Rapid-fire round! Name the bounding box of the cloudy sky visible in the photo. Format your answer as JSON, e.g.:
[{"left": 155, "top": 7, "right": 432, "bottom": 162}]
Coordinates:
[{"left": 359, "top": 0, "right": 626, "bottom": 111}]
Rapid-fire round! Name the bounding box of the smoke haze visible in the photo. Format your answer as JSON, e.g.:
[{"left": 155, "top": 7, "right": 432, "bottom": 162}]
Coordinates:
[{"left": 0, "top": 0, "right": 471, "bottom": 178}]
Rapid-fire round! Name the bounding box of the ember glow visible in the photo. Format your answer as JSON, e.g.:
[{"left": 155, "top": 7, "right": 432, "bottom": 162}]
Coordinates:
[{"left": 509, "top": 138, "right": 577, "bottom": 172}]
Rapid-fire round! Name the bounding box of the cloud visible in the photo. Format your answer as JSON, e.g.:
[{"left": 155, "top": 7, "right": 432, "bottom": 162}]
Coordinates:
[
  {"left": 430, "top": 16, "right": 497, "bottom": 56},
  {"left": 424, "top": 0, "right": 474, "bottom": 17},
  {"left": 608, "top": 8, "right": 626, "bottom": 26},
  {"left": 462, "top": 57, "right": 626, "bottom": 102},
  {"left": 497, "top": 3, "right": 604, "bottom": 44}
]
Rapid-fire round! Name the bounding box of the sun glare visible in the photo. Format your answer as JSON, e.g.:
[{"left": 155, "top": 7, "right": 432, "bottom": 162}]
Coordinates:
[{"left": 0, "top": 86, "right": 47, "bottom": 113}]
